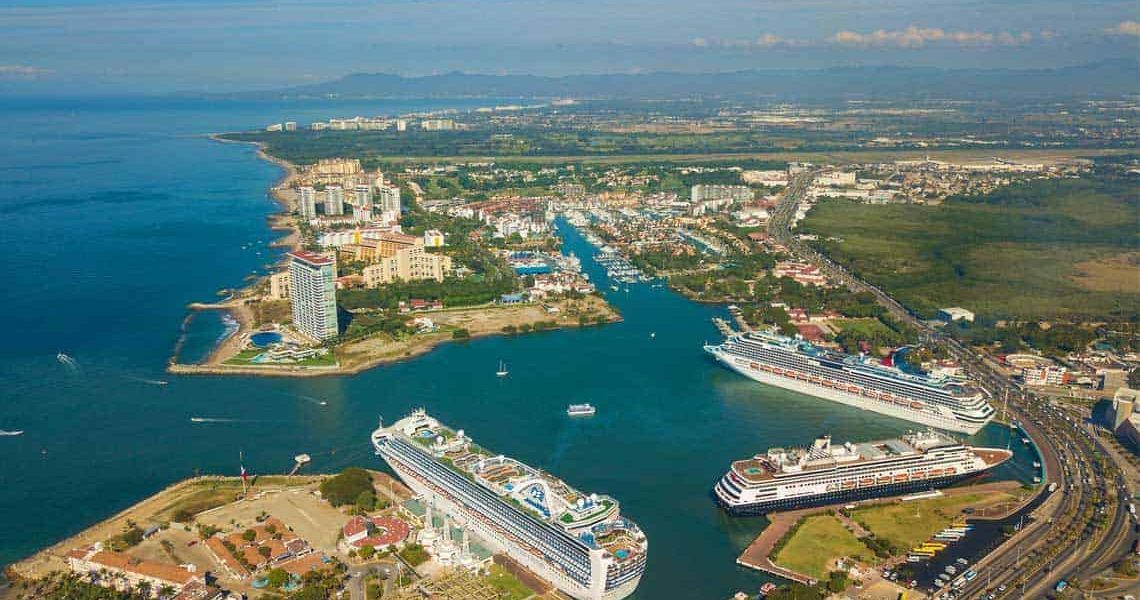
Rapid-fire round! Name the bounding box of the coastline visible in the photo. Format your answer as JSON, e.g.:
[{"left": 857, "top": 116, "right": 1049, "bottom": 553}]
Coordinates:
[
  {"left": 168, "top": 137, "right": 302, "bottom": 372},
  {"left": 170, "top": 297, "right": 622, "bottom": 378},
  {"left": 5, "top": 474, "right": 326, "bottom": 584},
  {"left": 169, "top": 139, "right": 623, "bottom": 379}
]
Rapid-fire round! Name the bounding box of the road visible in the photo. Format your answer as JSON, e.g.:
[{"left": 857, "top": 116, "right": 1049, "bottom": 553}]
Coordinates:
[{"left": 768, "top": 172, "right": 1135, "bottom": 599}]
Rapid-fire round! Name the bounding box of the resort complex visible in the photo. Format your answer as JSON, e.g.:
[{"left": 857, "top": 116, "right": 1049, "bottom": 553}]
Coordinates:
[{"left": 372, "top": 409, "right": 648, "bottom": 600}]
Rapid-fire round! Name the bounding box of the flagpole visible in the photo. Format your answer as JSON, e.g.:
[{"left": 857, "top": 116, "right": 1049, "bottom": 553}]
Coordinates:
[{"left": 240, "top": 450, "right": 247, "bottom": 496}]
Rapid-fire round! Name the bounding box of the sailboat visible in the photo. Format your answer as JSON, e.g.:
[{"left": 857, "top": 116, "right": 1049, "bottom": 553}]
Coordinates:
[{"left": 496, "top": 361, "right": 509, "bottom": 377}]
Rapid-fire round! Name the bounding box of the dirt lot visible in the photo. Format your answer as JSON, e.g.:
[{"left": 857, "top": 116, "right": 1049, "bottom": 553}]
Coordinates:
[{"left": 7, "top": 475, "right": 349, "bottom": 585}]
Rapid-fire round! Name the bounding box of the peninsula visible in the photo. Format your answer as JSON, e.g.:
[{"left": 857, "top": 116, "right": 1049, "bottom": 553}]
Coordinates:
[{"left": 168, "top": 142, "right": 620, "bottom": 378}]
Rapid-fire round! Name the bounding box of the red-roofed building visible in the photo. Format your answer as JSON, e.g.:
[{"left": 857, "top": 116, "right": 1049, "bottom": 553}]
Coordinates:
[
  {"left": 290, "top": 250, "right": 335, "bottom": 266},
  {"left": 67, "top": 545, "right": 203, "bottom": 597},
  {"left": 794, "top": 324, "right": 827, "bottom": 343},
  {"left": 341, "top": 516, "right": 410, "bottom": 551}
]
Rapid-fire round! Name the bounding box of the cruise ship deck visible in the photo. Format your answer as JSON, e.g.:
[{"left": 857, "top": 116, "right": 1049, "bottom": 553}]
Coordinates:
[{"left": 373, "top": 410, "right": 647, "bottom": 600}]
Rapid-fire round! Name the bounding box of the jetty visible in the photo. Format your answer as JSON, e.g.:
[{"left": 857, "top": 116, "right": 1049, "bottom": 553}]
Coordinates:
[
  {"left": 735, "top": 508, "right": 817, "bottom": 585},
  {"left": 712, "top": 317, "right": 736, "bottom": 337}
]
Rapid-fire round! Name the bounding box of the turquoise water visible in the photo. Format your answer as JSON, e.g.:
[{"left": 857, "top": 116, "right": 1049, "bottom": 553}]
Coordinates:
[
  {"left": 0, "top": 97, "right": 1037, "bottom": 598},
  {"left": 250, "top": 332, "right": 283, "bottom": 347}
]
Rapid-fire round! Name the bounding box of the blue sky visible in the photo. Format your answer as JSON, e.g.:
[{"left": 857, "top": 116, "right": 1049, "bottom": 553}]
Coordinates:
[{"left": 1, "top": 0, "right": 1137, "bottom": 93}]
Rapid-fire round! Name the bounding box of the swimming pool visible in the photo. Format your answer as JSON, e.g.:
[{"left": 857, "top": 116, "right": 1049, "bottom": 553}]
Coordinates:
[{"left": 250, "top": 332, "right": 282, "bottom": 347}]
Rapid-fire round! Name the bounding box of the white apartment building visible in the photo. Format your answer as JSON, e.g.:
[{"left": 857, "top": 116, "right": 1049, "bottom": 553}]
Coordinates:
[
  {"left": 297, "top": 186, "right": 317, "bottom": 219},
  {"left": 324, "top": 186, "right": 345, "bottom": 216},
  {"left": 289, "top": 252, "right": 339, "bottom": 342},
  {"left": 269, "top": 271, "right": 290, "bottom": 300}
]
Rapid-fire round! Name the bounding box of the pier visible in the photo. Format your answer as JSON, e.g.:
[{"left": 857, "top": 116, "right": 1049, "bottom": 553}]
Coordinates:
[
  {"left": 735, "top": 509, "right": 817, "bottom": 585},
  {"left": 711, "top": 317, "right": 736, "bottom": 337}
]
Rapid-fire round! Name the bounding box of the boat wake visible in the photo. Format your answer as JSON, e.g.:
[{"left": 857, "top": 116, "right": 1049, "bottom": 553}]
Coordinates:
[
  {"left": 0, "top": 430, "right": 24, "bottom": 437},
  {"left": 122, "top": 374, "right": 169, "bottom": 386},
  {"left": 190, "top": 417, "right": 236, "bottom": 424},
  {"left": 56, "top": 352, "right": 82, "bottom": 375},
  {"left": 297, "top": 394, "right": 329, "bottom": 406}
]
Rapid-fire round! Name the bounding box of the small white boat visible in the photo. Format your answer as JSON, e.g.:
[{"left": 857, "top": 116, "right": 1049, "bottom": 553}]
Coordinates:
[
  {"left": 496, "top": 361, "right": 509, "bottom": 377},
  {"left": 0, "top": 430, "right": 24, "bottom": 436},
  {"left": 1022, "top": 437, "right": 1030, "bottom": 444},
  {"left": 649, "top": 332, "right": 656, "bottom": 339},
  {"left": 1033, "top": 461, "right": 1041, "bottom": 468},
  {"left": 567, "top": 403, "right": 596, "bottom": 417},
  {"left": 319, "top": 400, "right": 328, "bottom": 406}
]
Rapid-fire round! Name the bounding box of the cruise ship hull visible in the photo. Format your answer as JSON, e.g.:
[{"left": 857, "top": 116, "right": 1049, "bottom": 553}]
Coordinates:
[
  {"left": 709, "top": 348, "right": 985, "bottom": 435},
  {"left": 714, "top": 471, "right": 980, "bottom": 516},
  {"left": 377, "top": 446, "right": 643, "bottom": 600}
]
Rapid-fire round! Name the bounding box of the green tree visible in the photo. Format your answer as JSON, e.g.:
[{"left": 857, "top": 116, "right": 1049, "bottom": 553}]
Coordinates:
[
  {"left": 320, "top": 468, "right": 375, "bottom": 507},
  {"left": 355, "top": 489, "right": 378, "bottom": 512},
  {"left": 242, "top": 529, "right": 257, "bottom": 542},
  {"left": 358, "top": 545, "right": 376, "bottom": 560},
  {"left": 265, "top": 568, "right": 291, "bottom": 589}
]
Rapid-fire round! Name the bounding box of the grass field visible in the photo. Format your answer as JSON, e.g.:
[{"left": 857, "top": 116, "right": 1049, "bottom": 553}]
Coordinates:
[
  {"left": 801, "top": 177, "right": 1139, "bottom": 320},
  {"left": 485, "top": 564, "right": 534, "bottom": 600},
  {"left": 849, "top": 490, "right": 1018, "bottom": 551},
  {"left": 773, "top": 514, "right": 877, "bottom": 580}
]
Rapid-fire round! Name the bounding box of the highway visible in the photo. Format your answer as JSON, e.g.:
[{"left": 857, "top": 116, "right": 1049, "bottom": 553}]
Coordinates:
[{"left": 767, "top": 172, "right": 1135, "bottom": 599}]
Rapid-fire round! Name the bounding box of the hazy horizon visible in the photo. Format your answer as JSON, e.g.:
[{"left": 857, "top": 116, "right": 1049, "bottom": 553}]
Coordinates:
[{"left": 1, "top": 0, "right": 1138, "bottom": 95}]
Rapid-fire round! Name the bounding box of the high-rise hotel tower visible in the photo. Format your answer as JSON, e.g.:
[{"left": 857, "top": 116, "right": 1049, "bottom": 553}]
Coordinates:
[{"left": 288, "top": 251, "right": 338, "bottom": 341}]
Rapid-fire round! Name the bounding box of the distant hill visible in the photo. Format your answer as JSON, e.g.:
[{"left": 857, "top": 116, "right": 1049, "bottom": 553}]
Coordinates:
[{"left": 239, "top": 59, "right": 1139, "bottom": 101}]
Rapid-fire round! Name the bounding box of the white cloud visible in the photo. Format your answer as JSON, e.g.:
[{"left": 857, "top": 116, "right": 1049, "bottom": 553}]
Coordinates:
[
  {"left": 690, "top": 33, "right": 804, "bottom": 49},
  {"left": 828, "top": 26, "right": 1041, "bottom": 48},
  {"left": 0, "top": 64, "right": 52, "bottom": 77},
  {"left": 1105, "top": 20, "right": 1140, "bottom": 36}
]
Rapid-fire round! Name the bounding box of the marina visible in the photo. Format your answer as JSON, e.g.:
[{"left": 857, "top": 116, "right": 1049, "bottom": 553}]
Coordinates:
[{"left": 0, "top": 100, "right": 1044, "bottom": 599}]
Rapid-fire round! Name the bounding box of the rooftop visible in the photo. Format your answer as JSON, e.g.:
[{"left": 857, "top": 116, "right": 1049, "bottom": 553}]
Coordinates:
[
  {"left": 67, "top": 546, "right": 199, "bottom": 586},
  {"left": 290, "top": 251, "right": 335, "bottom": 266}
]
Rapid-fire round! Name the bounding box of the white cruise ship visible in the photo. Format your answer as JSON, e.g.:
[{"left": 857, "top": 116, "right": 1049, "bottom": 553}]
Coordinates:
[
  {"left": 705, "top": 330, "right": 994, "bottom": 434},
  {"left": 714, "top": 430, "right": 1012, "bottom": 515},
  {"left": 372, "top": 410, "right": 647, "bottom": 600}
]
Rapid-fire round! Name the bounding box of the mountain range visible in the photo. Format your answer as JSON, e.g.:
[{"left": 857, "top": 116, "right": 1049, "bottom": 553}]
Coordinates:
[{"left": 234, "top": 59, "right": 1139, "bottom": 101}]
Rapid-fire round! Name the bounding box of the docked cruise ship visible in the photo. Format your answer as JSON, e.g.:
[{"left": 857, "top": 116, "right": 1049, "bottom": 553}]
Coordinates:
[
  {"left": 372, "top": 410, "right": 647, "bottom": 600},
  {"left": 705, "top": 330, "right": 994, "bottom": 434},
  {"left": 714, "top": 430, "right": 1012, "bottom": 515}
]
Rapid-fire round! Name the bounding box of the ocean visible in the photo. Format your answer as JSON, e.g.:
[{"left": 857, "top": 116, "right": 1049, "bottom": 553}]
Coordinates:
[{"left": 0, "top": 96, "right": 1038, "bottom": 598}]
